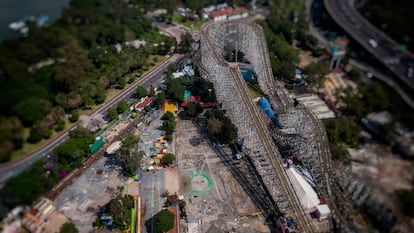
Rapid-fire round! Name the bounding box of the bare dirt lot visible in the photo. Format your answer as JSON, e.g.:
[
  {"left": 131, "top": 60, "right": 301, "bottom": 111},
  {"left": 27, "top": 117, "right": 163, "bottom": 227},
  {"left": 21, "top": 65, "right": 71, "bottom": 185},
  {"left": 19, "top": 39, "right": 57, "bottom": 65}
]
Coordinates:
[
  {"left": 53, "top": 156, "right": 129, "bottom": 233},
  {"left": 175, "top": 119, "right": 269, "bottom": 233}
]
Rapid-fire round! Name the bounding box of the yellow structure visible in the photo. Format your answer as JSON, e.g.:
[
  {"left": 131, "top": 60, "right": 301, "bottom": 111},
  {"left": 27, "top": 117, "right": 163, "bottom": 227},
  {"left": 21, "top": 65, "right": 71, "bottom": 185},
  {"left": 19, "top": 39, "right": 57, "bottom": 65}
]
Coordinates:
[{"left": 164, "top": 102, "right": 177, "bottom": 113}]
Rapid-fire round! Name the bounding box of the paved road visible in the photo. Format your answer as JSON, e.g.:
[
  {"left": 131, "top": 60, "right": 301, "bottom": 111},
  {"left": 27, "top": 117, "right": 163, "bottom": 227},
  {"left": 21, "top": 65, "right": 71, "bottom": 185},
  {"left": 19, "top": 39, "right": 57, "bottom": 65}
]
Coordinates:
[
  {"left": 0, "top": 54, "right": 183, "bottom": 184},
  {"left": 324, "top": 0, "right": 414, "bottom": 90}
]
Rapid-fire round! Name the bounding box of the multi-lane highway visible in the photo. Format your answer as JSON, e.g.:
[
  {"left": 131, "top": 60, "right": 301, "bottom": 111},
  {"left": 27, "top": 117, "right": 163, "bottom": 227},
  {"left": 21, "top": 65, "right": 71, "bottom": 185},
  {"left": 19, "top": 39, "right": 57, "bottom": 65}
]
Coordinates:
[
  {"left": 0, "top": 54, "right": 183, "bottom": 184},
  {"left": 324, "top": 0, "right": 414, "bottom": 90}
]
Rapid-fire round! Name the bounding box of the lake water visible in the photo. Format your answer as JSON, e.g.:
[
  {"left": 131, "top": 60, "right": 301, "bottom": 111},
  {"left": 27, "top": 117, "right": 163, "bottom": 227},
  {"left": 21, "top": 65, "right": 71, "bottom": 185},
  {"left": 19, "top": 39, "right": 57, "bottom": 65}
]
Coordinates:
[{"left": 0, "top": 0, "right": 70, "bottom": 41}]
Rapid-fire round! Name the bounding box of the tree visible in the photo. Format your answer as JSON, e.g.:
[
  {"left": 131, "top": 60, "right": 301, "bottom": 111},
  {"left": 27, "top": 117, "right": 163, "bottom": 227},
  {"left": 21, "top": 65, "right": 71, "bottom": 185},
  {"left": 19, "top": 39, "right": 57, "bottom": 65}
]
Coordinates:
[
  {"left": 154, "top": 91, "right": 166, "bottom": 108},
  {"left": 117, "top": 134, "right": 142, "bottom": 176},
  {"left": 42, "top": 128, "right": 53, "bottom": 139},
  {"left": 153, "top": 209, "right": 175, "bottom": 233},
  {"left": 69, "top": 110, "right": 79, "bottom": 123},
  {"left": 185, "top": 102, "right": 202, "bottom": 117},
  {"left": 60, "top": 222, "right": 79, "bottom": 233},
  {"left": 180, "top": 32, "right": 193, "bottom": 53},
  {"left": 117, "top": 77, "right": 126, "bottom": 89},
  {"left": 0, "top": 116, "right": 24, "bottom": 162},
  {"left": 108, "top": 107, "right": 118, "bottom": 121},
  {"left": 207, "top": 117, "right": 223, "bottom": 136},
  {"left": 161, "top": 111, "right": 175, "bottom": 121},
  {"left": 167, "top": 64, "right": 176, "bottom": 76},
  {"left": 55, "top": 119, "right": 65, "bottom": 131},
  {"left": 206, "top": 111, "right": 237, "bottom": 144},
  {"left": 303, "top": 61, "right": 330, "bottom": 88},
  {"left": 395, "top": 189, "right": 414, "bottom": 217},
  {"left": 1, "top": 171, "right": 42, "bottom": 207},
  {"left": 117, "top": 100, "right": 129, "bottom": 114},
  {"left": 27, "top": 127, "right": 42, "bottom": 143},
  {"left": 144, "top": 105, "right": 152, "bottom": 112},
  {"left": 161, "top": 153, "right": 176, "bottom": 166},
  {"left": 165, "top": 79, "right": 185, "bottom": 101},
  {"left": 12, "top": 98, "right": 52, "bottom": 126},
  {"left": 107, "top": 194, "right": 134, "bottom": 228},
  {"left": 162, "top": 120, "right": 176, "bottom": 135},
  {"left": 136, "top": 86, "right": 147, "bottom": 99}
]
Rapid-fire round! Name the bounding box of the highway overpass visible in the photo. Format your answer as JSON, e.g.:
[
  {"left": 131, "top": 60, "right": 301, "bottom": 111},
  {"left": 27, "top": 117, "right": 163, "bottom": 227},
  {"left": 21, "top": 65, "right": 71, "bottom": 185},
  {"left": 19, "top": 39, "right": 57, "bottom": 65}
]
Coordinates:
[{"left": 324, "top": 0, "right": 414, "bottom": 91}]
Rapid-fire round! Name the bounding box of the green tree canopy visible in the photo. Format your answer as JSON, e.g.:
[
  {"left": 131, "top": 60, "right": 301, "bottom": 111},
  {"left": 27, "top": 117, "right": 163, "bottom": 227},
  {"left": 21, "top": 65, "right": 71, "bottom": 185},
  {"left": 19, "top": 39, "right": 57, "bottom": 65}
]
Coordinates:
[
  {"left": 185, "top": 102, "right": 202, "bottom": 117},
  {"left": 0, "top": 171, "right": 42, "bottom": 207},
  {"left": 165, "top": 78, "right": 185, "bottom": 101},
  {"left": 117, "top": 100, "right": 129, "bottom": 114},
  {"left": 69, "top": 110, "right": 79, "bottom": 123},
  {"left": 108, "top": 107, "right": 118, "bottom": 121},
  {"left": 154, "top": 209, "right": 175, "bottom": 233},
  {"left": 27, "top": 127, "right": 42, "bottom": 144},
  {"left": 59, "top": 222, "right": 79, "bottom": 233},
  {"left": 206, "top": 110, "right": 237, "bottom": 144},
  {"left": 162, "top": 120, "right": 176, "bottom": 135},
  {"left": 107, "top": 194, "right": 134, "bottom": 228},
  {"left": 161, "top": 153, "right": 176, "bottom": 166},
  {"left": 161, "top": 111, "right": 175, "bottom": 121},
  {"left": 303, "top": 60, "right": 330, "bottom": 88},
  {"left": 180, "top": 32, "right": 193, "bottom": 53},
  {"left": 117, "top": 134, "right": 142, "bottom": 176},
  {"left": 136, "top": 86, "right": 148, "bottom": 99}
]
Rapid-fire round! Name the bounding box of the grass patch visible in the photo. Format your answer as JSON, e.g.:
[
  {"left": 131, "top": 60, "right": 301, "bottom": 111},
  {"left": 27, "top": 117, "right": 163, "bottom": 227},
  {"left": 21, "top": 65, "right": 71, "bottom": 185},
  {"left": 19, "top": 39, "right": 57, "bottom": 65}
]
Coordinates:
[
  {"left": 248, "top": 85, "right": 263, "bottom": 98},
  {"left": 172, "top": 13, "right": 205, "bottom": 29}
]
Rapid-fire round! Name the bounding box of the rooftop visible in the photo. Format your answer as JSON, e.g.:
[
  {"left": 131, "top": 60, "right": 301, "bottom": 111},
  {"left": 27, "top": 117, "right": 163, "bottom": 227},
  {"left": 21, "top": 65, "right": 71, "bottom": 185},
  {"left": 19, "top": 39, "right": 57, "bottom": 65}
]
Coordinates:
[{"left": 210, "top": 7, "right": 248, "bottom": 18}]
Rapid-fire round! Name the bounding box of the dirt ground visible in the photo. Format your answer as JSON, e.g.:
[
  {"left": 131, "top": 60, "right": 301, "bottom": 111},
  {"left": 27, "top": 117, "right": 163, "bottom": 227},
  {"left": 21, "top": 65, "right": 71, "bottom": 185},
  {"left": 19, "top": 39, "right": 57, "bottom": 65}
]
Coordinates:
[
  {"left": 42, "top": 211, "right": 69, "bottom": 233},
  {"left": 175, "top": 119, "right": 269, "bottom": 233},
  {"left": 165, "top": 168, "right": 180, "bottom": 195},
  {"left": 349, "top": 143, "right": 414, "bottom": 195},
  {"left": 53, "top": 155, "right": 129, "bottom": 233},
  {"left": 349, "top": 142, "right": 414, "bottom": 231}
]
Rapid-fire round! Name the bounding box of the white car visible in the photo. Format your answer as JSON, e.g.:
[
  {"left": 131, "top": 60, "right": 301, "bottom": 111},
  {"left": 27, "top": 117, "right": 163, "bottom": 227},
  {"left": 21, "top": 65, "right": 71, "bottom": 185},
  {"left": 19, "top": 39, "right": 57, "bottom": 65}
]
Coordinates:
[{"left": 369, "top": 39, "right": 378, "bottom": 48}]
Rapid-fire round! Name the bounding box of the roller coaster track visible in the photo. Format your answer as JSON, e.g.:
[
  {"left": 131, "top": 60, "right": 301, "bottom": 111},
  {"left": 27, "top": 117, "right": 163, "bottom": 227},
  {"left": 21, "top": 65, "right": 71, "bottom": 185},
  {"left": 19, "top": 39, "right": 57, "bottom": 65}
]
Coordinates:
[
  {"left": 300, "top": 106, "right": 359, "bottom": 232},
  {"left": 194, "top": 120, "right": 283, "bottom": 229},
  {"left": 200, "top": 20, "right": 315, "bottom": 232},
  {"left": 230, "top": 67, "right": 314, "bottom": 233}
]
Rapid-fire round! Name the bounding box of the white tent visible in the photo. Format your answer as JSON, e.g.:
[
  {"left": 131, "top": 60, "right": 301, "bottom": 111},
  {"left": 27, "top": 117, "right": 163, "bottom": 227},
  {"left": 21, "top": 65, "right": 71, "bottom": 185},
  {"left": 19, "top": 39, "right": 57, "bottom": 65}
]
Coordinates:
[
  {"left": 286, "top": 167, "right": 320, "bottom": 210},
  {"left": 106, "top": 141, "right": 121, "bottom": 154},
  {"left": 315, "top": 204, "right": 331, "bottom": 220}
]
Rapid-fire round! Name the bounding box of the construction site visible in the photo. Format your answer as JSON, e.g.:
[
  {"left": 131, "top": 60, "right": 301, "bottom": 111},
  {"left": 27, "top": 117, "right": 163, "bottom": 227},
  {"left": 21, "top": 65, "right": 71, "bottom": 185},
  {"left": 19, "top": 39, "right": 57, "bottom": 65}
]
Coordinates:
[{"left": 197, "top": 19, "right": 339, "bottom": 233}]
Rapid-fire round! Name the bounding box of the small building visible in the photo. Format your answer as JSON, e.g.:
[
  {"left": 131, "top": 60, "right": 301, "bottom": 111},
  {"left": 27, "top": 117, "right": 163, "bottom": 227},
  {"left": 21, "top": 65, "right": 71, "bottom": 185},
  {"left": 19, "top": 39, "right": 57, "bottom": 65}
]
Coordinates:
[
  {"left": 295, "top": 94, "right": 335, "bottom": 119},
  {"left": 164, "top": 102, "right": 178, "bottom": 113},
  {"left": 135, "top": 96, "right": 155, "bottom": 112},
  {"left": 315, "top": 204, "right": 331, "bottom": 221},
  {"left": 89, "top": 137, "right": 105, "bottom": 153},
  {"left": 209, "top": 7, "right": 248, "bottom": 22},
  {"left": 22, "top": 197, "right": 55, "bottom": 233}
]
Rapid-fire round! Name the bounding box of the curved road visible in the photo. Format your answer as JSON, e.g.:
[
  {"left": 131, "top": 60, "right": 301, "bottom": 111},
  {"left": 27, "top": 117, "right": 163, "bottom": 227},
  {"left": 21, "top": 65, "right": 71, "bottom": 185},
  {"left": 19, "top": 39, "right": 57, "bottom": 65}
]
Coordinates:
[
  {"left": 0, "top": 54, "right": 183, "bottom": 184},
  {"left": 324, "top": 0, "right": 414, "bottom": 90}
]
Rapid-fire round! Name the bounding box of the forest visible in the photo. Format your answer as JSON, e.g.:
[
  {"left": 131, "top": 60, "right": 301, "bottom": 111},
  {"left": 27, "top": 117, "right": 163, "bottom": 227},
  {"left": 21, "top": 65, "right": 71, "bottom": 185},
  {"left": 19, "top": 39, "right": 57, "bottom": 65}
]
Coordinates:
[{"left": 0, "top": 0, "right": 176, "bottom": 162}]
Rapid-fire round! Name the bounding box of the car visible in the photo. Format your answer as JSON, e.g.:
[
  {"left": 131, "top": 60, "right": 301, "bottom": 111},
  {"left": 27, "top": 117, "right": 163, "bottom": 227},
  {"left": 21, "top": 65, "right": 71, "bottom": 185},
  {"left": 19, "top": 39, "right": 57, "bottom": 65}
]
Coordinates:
[{"left": 369, "top": 39, "right": 378, "bottom": 48}]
